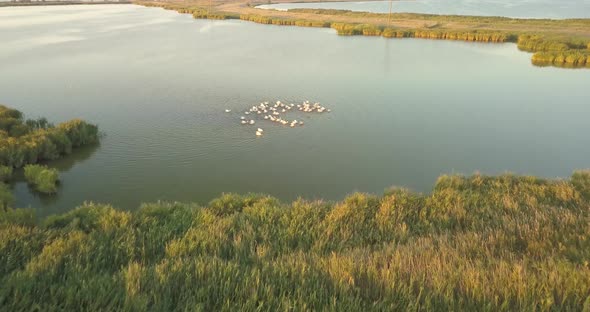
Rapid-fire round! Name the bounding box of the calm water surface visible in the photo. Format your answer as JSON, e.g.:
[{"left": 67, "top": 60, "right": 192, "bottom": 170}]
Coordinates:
[
  {"left": 259, "top": 0, "right": 590, "bottom": 19},
  {"left": 1, "top": 5, "right": 589, "bottom": 215}
]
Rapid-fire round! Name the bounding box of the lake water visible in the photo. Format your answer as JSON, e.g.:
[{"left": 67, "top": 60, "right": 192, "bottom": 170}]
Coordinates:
[
  {"left": 1, "top": 5, "right": 589, "bottom": 216},
  {"left": 258, "top": 0, "right": 590, "bottom": 19}
]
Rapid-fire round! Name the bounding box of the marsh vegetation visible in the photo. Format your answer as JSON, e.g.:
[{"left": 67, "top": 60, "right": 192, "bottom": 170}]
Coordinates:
[
  {"left": 1, "top": 172, "right": 589, "bottom": 310},
  {"left": 137, "top": 1, "right": 590, "bottom": 68},
  {"left": 0, "top": 105, "right": 99, "bottom": 200},
  {"left": 0, "top": 105, "right": 99, "bottom": 168},
  {"left": 1, "top": 6, "right": 589, "bottom": 309},
  {"left": 23, "top": 164, "right": 60, "bottom": 194}
]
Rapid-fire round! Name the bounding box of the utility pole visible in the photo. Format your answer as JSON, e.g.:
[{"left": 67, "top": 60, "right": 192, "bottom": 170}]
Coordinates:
[{"left": 388, "top": 0, "right": 393, "bottom": 26}]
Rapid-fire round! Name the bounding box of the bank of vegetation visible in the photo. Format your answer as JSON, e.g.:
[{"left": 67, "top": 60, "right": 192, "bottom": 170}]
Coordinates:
[
  {"left": 0, "top": 105, "right": 99, "bottom": 169},
  {"left": 137, "top": 1, "right": 590, "bottom": 68},
  {"left": 0, "top": 105, "right": 99, "bottom": 199},
  {"left": 23, "top": 164, "right": 60, "bottom": 194},
  {"left": 1, "top": 171, "right": 589, "bottom": 310}
]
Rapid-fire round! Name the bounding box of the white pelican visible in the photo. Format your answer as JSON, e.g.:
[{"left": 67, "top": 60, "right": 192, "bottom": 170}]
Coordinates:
[
  {"left": 240, "top": 116, "right": 246, "bottom": 120},
  {"left": 256, "top": 131, "right": 262, "bottom": 136},
  {"left": 241, "top": 120, "right": 247, "bottom": 124},
  {"left": 257, "top": 128, "right": 263, "bottom": 132},
  {"left": 249, "top": 120, "right": 255, "bottom": 125},
  {"left": 225, "top": 109, "right": 231, "bottom": 113}
]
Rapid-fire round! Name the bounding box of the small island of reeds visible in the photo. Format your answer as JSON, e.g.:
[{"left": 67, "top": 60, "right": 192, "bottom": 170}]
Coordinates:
[{"left": 0, "top": 105, "right": 100, "bottom": 203}]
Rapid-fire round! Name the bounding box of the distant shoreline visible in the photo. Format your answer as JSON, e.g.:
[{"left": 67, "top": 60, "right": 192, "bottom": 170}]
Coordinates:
[
  {"left": 0, "top": 1, "right": 131, "bottom": 7},
  {"left": 136, "top": 0, "right": 590, "bottom": 68}
]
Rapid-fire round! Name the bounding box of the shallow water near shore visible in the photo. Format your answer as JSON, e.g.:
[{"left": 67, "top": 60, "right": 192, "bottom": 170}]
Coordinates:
[
  {"left": 1, "top": 4, "right": 590, "bottom": 216},
  {"left": 259, "top": 0, "right": 590, "bottom": 19}
]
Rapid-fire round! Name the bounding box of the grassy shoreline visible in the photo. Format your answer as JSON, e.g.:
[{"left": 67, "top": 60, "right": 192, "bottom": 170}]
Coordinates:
[
  {"left": 136, "top": 1, "right": 590, "bottom": 68},
  {"left": 1, "top": 171, "right": 589, "bottom": 310},
  {"left": 0, "top": 105, "right": 99, "bottom": 206}
]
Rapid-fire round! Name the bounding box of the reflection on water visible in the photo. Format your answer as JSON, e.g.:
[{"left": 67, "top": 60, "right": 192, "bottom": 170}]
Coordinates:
[
  {"left": 49, "top": 142, "right": 101, "bottom": 172},
  {"left": 1, "top": 5, "right": 589, "bottom": 216},
  {"left": 10, "top": 143, "right": 100, "bottom": 210},
  {"left": 383, "top": 39, "right": 391, "bottom": 74}
]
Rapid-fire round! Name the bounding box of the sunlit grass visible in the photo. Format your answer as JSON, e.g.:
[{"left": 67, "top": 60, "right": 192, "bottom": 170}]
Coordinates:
[
  {"left": 1, "top": 172, "right": 589, "bottom": 310},
  {"left": 23, "top": 164, "right": 59, "bottom": 194}
]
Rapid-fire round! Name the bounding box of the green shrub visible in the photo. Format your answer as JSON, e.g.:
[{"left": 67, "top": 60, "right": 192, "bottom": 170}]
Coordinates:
[
  {"left": 0, "top": 165, "right": 12, "bottom": 182},
  {"left": 23, "top": 164, "right": 59, "bottom": 194},
  {"left": 0, "top": 105, "right": 99, "bottom": 168},
  {"left": 0, "top": 208, "right": 35, "bottom": 226},
  {"left": 1, "top": 171, "right": 590, "bottom": 310},
  {"left": 532, "top": 50, "right": 590, "bottom": 66},
  {"left": 572, "top": 170, "right": 590, "bottom": 200},
  {"left": 0, "top": 182, "right": 14, "bottom": 210},
  {"left": 207, "top": 193, "right": 277, "bottom": 216}
]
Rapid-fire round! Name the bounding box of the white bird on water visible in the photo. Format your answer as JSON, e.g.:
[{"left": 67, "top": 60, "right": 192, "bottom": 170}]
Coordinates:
[
  {"left": 257, "top": 128, "right": 264, "bottom": 132},
  {"left": 225, "top": 109, "right": 231, "bottom": 113},
  {"left": 249, "top": 120, "right": 255, "bottom": 125},
  {"left": 256, "top": 130, "right": 263, "bottom": 136}
]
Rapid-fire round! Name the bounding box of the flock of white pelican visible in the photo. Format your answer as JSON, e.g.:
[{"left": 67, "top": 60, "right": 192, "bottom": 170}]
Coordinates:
[{"left": 226, "top": 100, "right": 331, "bottom": 137}]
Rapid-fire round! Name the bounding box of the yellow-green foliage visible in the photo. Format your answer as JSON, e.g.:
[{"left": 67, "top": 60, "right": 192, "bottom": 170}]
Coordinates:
[
  {"left": 517, "top": 34, "right": 570, "bottom": 52},
  {"left": 345, "top": 23, "right": 380, "bottom": 36},
  {"left": 572, "top": 170, "right": 590, "bottom": 200},
  {"left": 1, "top": 172, "right": 589, "bottom": 310},
  {"left": 0, "top": 165, "right": 12, "bottom": 182},
  {"left": 23, "top": 164, "right": 59, "bottom": 194},
  {"left": 294, "top": 20, "right": 330, "bottom": 27},
  {"left": 532, "top": 51, "right": 590, "bottom": 66},
  {"left": 0, "top": 105, "right": 99, "bottom": 168},
  {"left": 240, "top": 14, "right": 273, "bottom": 24},
  {"left": 0, "top": 183, "right": 13, "bottom": 210},
  {"left": 332, "top": 23, "right": 513, "bottom": 42},
  {"left": 237, "top": 14, "right": 330, "bottom": 27}
]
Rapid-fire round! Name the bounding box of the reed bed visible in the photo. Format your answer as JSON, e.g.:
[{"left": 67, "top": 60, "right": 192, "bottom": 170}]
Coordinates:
[
  {"left": 1, "top": 172, "right": 589, "bottom": 310},
  {"left": 23, "top": 164, "right": 59, "bottom": 194},
  {"left": 0, "top": 105, "right": 99, "bottom": 168},
  {"left": 136, "top": 2, "right": 590, "bottom": 68}
]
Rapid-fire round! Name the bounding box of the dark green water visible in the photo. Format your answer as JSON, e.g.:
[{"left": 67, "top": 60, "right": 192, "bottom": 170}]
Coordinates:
[{"left": 1, "top": 5, "right": 589, "bottom": 216}]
